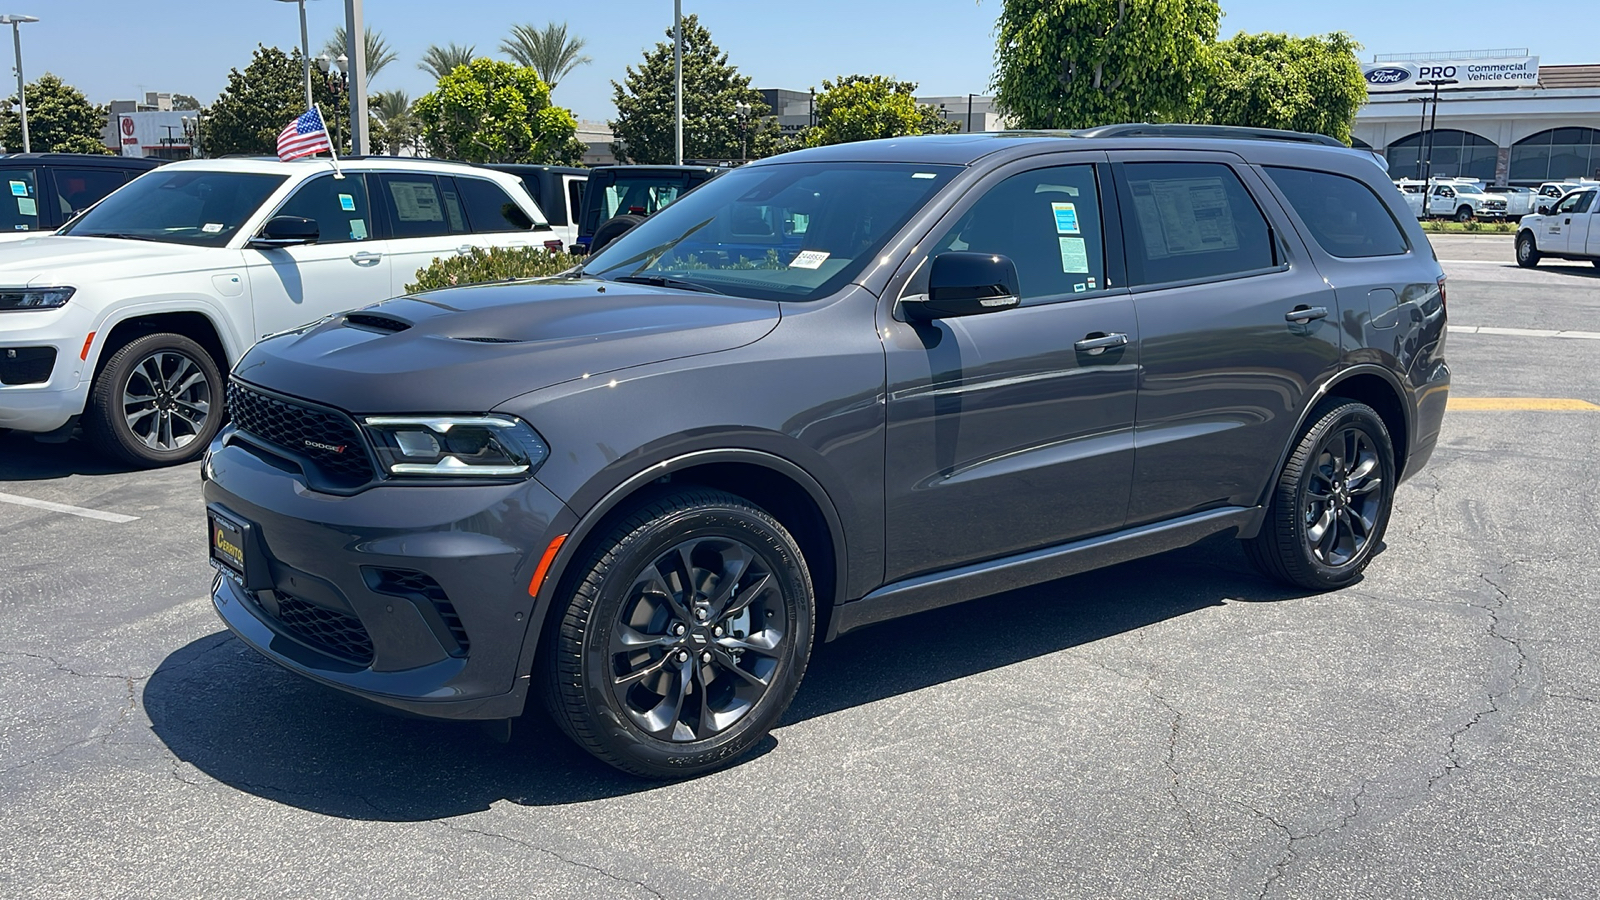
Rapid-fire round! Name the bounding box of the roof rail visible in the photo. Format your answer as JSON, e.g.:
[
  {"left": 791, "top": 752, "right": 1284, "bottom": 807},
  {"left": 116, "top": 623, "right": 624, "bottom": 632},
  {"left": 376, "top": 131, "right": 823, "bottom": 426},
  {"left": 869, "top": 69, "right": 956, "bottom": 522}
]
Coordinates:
[{"left": 1076, "top": 123, "right": 1347, "bottom": 148}]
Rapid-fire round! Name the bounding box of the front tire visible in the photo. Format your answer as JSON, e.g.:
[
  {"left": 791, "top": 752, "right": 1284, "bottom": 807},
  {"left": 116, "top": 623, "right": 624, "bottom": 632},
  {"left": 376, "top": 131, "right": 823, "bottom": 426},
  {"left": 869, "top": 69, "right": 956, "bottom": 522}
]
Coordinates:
[
  {"left": 1454, "top": 206, "right": 1473, "bottom": 223},
  {"left": 84, "top": 333, "right": 223, "bottom": 467},
  {"left": 542, "top": 489, "right": 814, "bottom": 778},
  {"left": 1516, "top": 232, "right": 1541, "bottom": 268},
  {"left": 1245, "top": 401, "right": 1396, "bottom": 591}
]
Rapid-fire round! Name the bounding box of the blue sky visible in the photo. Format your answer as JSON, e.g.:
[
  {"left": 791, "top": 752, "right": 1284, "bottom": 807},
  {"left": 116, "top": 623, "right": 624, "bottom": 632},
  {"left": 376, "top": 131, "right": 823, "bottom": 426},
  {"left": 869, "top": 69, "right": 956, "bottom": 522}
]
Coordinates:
[{"left": 12, "top": 0, "right": 1597, "bottom": 123}]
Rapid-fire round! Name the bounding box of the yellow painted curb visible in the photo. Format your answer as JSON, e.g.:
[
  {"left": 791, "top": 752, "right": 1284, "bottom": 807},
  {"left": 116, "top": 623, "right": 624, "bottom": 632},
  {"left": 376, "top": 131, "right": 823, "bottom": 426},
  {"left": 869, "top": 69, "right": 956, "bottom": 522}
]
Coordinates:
[{"left": 1447, "top": 397, "right": 1600, "bottom": 411}]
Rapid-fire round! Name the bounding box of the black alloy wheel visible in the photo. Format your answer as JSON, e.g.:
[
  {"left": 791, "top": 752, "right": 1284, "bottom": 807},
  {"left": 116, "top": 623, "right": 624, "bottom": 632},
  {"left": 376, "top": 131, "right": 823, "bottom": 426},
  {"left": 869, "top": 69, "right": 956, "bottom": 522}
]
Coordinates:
[
  {"left": 544, "top": 489, "right": 814, "bottom": 778},
  {"left": 85, "top": 332, "right": 224, "bottom": 467},
  {"left": 1245, "top": 400, "right": 1396, "bottom": 591},
  {"left": 1516, "top": 232, "right": 1541, "bottom": 268}
]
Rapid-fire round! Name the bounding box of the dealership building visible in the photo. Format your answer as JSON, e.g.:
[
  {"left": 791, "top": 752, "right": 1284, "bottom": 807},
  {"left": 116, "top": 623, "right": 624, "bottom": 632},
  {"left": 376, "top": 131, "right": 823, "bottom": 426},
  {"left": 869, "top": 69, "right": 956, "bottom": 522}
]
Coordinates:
[{"left": 1352, "top": 50, "right": 1600, "bottom": 186}]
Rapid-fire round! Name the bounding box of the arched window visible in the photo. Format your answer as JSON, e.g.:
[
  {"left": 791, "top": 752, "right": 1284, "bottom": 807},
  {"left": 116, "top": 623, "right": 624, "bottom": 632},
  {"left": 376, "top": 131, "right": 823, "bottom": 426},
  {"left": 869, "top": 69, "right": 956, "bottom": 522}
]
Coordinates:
[
  {"left": 1384, "top": 130, "right": 1498, "bottom": 182},
  {"left": 1510, "top": 128, "right": 1600, "bottom": 184}
]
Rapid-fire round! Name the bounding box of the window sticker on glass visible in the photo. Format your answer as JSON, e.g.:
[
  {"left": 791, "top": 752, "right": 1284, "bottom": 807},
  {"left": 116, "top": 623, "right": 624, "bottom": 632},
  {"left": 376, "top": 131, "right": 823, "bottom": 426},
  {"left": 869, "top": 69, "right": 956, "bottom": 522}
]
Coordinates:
[
  {"left": 1057, "top": 236, "right": 1089, "bottom": 274},
  {"left": 9, "top": 181, "right": 27, "bottom": 197},
  {"left": 349, "top": 219, "right": 368, "bottom": 241},
  {"left": 202, "top": 222, "right": 224, "bottom": 234},
  {"left": 17, "top": 197, "right": 36, "bottom": 217},
  {"left": 1074, "top": 282, "right": 1087, "bottom": 293},
  {"left": 1051, "top": 202, "right": 1080, "bottom": 234},
  {"left": 912, "top": 173, "right": 938, "bottom": 179},
  {"left": 339, "top": 193, "right": 356, "bottom": 212},
  {"left": 1130, "top": 177, "right": 1239, "bottom": 258},
  {"left": 390, "top": 183, "right": 443, "bottom": 222},
  {"left": 790, "top": 250, "right": 831, "bottom": 269}
]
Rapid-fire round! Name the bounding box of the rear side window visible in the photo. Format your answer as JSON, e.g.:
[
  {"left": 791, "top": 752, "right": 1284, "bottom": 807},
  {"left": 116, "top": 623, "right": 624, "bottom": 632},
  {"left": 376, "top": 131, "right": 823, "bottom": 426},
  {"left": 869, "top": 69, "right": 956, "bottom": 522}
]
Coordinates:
[
  {"left": 1, "top": 168, "right": 40, "bottom": 232},
  {"left": 457, "top": 177, "right": 535, "bottom": 233},
  {"left": 376, "top": 174, "right": 462, "bottom": 239},
  {"left": 1117, "top": 162, "right": 1276, "bottom": 286},
  {"left": 53, "top": 167, "right": 128, "bottom": 218},
  {"left": 566, "top": 178, "right": 585, "bottom": 227},
  {"left": 1265, "top": 167, "right": 1409, "bottom": 259}
]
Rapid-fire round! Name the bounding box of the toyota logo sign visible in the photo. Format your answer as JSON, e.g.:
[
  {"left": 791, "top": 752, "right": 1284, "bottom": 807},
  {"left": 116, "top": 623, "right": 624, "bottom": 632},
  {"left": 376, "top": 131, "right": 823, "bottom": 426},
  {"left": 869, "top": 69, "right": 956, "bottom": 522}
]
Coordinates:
[{"left": 1365, "top": 67, "right": 1412, "bottom": 86}]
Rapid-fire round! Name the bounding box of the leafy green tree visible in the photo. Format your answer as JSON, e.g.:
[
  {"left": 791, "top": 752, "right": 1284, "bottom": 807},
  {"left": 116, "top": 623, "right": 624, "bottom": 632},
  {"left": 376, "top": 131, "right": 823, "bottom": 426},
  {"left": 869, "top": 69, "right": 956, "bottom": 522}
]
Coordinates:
[
  {"left": 0, "top": 74, "right": 109, "bottom": 154},
  {"left": 324, "top": 26, "right": 399, "bottom": 82},
  {"left": 412, "top": 58, "right": 584, "bottom": 164},
  {"left": 500, "top": 22, "right": 591, "bottom": 90},
  {"left": 172, "top": 93, "right": 202, "bottom": 111},
  {"left": 203, "top": 45, "right": 341, "bottom": 156},
  {"left": 993, "top": 0, "right": 1220, "bottom": 128},
  {"left": 1200, "top": 32, "right": 1367, "bottom": 144},
  {"left": 803, "top": 75, "right": 959, "bottom": 147},
  {"left": 369, "top": 89, "right": 418, "bottom": 155},
  {"left": 609, "top": 14, "right": 781, "bottom": 164},
  {"left": 419, "top": 43, "right": 476, "bottom": 80}
]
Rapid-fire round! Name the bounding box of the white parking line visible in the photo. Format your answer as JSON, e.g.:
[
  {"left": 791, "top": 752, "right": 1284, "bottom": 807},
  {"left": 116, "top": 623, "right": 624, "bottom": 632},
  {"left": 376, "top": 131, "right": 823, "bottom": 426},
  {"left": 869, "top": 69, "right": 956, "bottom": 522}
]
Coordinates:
[
  {"left": 1449, "top": 325, "right": 1600, "bottom": 340},
  {"left": 0, "top": 491, "right": 140, "bottom": 524}
]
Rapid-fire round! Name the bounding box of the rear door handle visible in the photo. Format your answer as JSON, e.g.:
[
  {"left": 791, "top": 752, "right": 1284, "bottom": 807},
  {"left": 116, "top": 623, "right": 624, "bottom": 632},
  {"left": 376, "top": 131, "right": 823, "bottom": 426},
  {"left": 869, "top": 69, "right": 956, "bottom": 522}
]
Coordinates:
[
  {"left": 1286, "top": 306, "right": 1329, "bottom": 324},
  {"left": 350, "top": 251, "right": 383, "bottom": 266},
  {"left": 1073, "top": 332, "right": 1128, "bottom": 355}
]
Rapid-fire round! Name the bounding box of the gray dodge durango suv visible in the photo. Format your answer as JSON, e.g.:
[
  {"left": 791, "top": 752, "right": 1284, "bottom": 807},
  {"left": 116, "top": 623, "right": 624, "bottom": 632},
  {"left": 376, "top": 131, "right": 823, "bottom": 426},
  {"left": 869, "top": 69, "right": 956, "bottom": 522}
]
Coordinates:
[{"left": 203, "top": 126, "right": 1450, "bottom": 777}]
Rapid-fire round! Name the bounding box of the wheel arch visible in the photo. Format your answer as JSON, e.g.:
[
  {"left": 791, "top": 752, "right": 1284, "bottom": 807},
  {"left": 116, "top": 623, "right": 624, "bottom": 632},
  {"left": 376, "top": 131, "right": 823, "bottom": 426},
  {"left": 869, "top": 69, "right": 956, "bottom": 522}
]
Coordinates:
[{"left": 94, "top": 310, "right": 233, "bottom": 382}]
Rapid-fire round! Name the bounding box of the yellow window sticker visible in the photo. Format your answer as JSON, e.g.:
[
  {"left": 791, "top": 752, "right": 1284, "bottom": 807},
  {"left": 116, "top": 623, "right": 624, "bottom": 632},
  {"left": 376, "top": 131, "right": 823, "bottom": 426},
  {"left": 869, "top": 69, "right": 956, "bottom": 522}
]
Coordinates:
[
  {"left": 1051, "top": 202, "right": 1080, "bottom": 234},
  {"left": 1058, "top": 236, "right": 1089, "bottom": 274}
]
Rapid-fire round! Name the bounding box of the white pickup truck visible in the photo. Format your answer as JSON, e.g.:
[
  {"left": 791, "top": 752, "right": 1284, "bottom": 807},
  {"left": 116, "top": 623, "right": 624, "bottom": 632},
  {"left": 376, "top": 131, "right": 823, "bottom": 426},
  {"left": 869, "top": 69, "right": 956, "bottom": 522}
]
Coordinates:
[{"left": 1516, "top": 186, "right": 1600, "bottom": 268}]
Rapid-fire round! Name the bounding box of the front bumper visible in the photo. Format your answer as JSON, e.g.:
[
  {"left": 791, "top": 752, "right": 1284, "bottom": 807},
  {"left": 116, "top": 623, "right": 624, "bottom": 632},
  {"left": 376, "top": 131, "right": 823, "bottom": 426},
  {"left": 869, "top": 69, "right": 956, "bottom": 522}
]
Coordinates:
[
  {"left": 0, "top": 306, "right": 96, "bottom": 432},
  {"left": 204, "top": 432, "right": 576, "bottom": 720}
]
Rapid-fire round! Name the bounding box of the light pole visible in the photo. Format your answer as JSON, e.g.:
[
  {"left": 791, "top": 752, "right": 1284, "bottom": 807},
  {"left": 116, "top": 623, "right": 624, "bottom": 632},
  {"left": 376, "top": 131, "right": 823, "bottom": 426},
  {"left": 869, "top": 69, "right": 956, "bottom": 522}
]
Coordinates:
[
  {"left": 1417, "top": 78, "right": 1457, "bottom": 196},
  {"left": 273, "top": 0, "right": 313, "bottom": 110},
  {"left": 1, "top": 14, "right": 39, "bottom": 154},
  {"left": 344, "top": 0, "right": 367, "bottom": 156},
  {"left": 673, "top": 0, "right": 682, "bottom": 165},
  {"left": 316, "top": 52, "right": 348, "bottom": 149},
  {"left": 735, "top": 101, "right": 750, "bottom": 162}
]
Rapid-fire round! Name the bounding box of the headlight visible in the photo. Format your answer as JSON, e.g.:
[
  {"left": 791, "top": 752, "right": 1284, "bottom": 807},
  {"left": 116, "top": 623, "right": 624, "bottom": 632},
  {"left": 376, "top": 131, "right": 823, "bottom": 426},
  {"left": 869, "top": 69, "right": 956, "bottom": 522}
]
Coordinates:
[
  {"left": 0, "top": 286, "right": 75, "bottom": 311},
  {"left": 361, "top": 415, "right": 549, "bottom": 478}
]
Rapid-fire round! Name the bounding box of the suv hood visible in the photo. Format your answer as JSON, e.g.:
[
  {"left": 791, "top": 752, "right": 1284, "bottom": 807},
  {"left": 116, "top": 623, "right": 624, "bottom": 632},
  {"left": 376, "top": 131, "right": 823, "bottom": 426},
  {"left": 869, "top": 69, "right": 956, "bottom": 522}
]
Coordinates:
[
  {"left": 233, "top": 278, "right": 781, "bottom": 413},
  {"left": 0, "top": 235, "right": 218, "bottom": 284}
]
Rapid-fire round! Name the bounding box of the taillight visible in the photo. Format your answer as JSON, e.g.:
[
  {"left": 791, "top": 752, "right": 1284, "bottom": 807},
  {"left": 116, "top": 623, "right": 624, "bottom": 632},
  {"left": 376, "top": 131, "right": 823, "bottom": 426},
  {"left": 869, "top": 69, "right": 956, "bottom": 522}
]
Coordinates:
[
  {"left": 1436, "top": 274, "right": 1447, "bottom": 309},
  {"left": 543, "top": 239, "right": 564, "bottom": 253}
]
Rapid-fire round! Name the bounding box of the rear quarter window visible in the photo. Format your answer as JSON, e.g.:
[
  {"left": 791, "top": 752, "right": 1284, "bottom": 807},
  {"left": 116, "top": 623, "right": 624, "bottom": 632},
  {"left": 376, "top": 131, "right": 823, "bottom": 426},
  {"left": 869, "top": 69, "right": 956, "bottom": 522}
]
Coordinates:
[{"left": 1265, "top": 167, "right": 1409, "bottom": 259}]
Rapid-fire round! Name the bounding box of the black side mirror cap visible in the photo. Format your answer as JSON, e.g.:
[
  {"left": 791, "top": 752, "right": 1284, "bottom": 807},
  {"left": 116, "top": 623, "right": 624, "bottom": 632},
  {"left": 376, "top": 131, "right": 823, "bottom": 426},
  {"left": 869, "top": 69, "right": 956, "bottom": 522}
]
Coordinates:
[
  {"left": 903, "top": 251, "right": 1022, "bottom": 320},
  {"left": 249, "top": 215, "right": 320, "bottom": 248}
]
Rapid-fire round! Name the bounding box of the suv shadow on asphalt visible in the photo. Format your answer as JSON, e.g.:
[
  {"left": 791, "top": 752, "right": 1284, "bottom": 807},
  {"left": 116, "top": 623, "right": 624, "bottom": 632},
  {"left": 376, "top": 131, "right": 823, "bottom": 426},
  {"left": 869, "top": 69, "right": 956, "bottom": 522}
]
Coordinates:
[
  {"left": 143, "top": 536, "right": 1324, "bottom": 822},
  {"left": 0, "top": 432, "right": 158, "bottom": 480}
]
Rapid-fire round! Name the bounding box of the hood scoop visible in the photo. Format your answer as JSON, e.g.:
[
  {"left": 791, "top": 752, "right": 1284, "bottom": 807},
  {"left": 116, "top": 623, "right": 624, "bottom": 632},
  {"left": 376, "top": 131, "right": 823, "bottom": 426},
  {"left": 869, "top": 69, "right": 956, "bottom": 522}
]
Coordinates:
[{"left": 344, "top": 312, "right": 413, "bottom": 334}]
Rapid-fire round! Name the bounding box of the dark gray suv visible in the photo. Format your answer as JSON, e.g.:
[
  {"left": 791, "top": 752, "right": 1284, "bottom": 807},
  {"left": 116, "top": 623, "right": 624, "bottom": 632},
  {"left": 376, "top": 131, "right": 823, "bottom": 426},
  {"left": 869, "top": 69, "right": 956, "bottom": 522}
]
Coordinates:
[{"left": 203, "top": 126, "right": 1449, "bottom": 777}]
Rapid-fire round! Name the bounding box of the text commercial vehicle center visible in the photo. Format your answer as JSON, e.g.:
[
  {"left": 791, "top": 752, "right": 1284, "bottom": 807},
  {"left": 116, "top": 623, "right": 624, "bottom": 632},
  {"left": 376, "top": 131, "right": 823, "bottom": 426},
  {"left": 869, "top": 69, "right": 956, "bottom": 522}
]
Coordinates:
[
  {"left": 203, "top": 128, "right": 1450, "bottom": 777},
  {"left": 0, "top": 157, "right": 556, "bottom": 465}
]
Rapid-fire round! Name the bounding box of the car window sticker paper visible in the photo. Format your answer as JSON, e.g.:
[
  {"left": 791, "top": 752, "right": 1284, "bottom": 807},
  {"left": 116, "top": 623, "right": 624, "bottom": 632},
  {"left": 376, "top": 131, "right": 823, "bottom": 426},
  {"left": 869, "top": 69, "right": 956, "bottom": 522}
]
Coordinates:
[
  {"left": 1052, "top": 202, "right": 1080, "bottom": 234},
  {"left": 790, "top": 250, "right": 830, "bottom": 269},
  {"left": 1058, "top": 236, "right": 1089, "bottom": 273}
]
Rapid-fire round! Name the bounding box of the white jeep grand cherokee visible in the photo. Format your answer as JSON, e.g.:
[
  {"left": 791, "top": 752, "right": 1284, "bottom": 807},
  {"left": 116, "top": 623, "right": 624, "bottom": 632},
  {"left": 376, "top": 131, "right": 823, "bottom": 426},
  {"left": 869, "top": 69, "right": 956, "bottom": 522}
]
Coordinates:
[{"left": 0, "top": 157, "right": 556, "bottom": 466}]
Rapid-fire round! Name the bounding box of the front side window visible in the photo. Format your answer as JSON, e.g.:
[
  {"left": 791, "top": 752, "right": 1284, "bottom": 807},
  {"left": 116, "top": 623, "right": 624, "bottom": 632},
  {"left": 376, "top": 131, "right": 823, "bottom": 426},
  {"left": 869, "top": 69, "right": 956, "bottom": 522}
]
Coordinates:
[
  {"left": 1554, "top": 191, "right": 1589, "bottom": 214},
  {"left": 61, "top": 170, "right": 287, "bottom": 247},
  {"left": 456, "top": 177, "right": 538, "bottom": 233},
  {"left": 1265, "top": 167, "right": 1408, "bottom": 259},
  {"left": 583, "top": 162, "right": 958, "bottom": 302},
  {"left": 1573, "top": 191, "right": 1597, "bottom": 213},
  {"left": 273, "top": 174, "right": 372, "bottom": 244},
  {"left": 53, "top": 167, "right": 127, "bottom": 217},
  {"left": 920, "top": 164, "right": 1107, "bottom": 301},
  {"left": 1118, "top": 162, "right": 1276, "bottom": 286},
  {"left": 1, "top": 168, "right": 40, "bottom": 232}
]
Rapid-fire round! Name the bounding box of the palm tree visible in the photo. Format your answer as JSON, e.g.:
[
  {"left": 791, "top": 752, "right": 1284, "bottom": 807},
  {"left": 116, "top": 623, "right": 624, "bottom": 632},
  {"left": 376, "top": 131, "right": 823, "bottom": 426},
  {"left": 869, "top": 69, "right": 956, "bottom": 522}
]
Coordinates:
[
  {"left": 500, "top": 22, "right": 592, "bottom": 90},
  {"left": 418, "top": 42, "right": 476, "bottom": 80},
  {"left": 323, "top": 26, "right": 399, "bottom": 82},
  {"left": 371, "top": 89, "right": 411, "bottom": 124},
  {"left": 369, "top": 89, "right": 416, "bottom": 155}
]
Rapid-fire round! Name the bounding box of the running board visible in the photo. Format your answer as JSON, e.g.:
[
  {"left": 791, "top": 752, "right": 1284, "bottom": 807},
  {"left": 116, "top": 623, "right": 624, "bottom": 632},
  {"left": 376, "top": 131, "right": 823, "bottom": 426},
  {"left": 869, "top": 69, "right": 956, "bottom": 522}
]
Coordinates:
[{"left": 832, "top": 506, "right": 1259, "bottom": 637}]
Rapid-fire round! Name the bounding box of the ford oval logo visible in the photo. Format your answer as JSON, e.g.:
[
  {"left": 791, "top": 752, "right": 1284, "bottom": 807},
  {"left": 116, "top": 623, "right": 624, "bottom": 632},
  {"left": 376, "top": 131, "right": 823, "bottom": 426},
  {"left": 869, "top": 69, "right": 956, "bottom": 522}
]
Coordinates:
[{"left": 1366, "top": 67, "right": 1411, "bottom": 86}]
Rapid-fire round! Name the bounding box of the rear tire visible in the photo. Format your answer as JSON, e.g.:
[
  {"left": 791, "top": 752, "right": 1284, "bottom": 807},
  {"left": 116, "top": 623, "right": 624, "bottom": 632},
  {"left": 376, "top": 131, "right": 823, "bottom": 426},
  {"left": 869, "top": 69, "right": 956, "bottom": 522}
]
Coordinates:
[
  {"left": 84, "top": 333, "right": 223, "bottom": 467},
  {"left": 1516, "top": 232, "right": 1541, "bottom": 268},
  {"left": 1244, "top": 400, "right": 1395, "bottom": 591},
  {"left": 542, "top": 488, "right": 814, "bottom": 778}
]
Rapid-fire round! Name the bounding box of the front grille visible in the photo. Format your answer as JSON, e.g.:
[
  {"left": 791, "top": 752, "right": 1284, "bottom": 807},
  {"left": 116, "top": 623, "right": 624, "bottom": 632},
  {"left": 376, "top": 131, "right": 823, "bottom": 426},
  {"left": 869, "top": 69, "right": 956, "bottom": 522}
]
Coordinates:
[
  {"left": 227, "top": 381, "right": 375, "bottom": 488},
  {"left": 369, "top": 568, "right": 470, "bottom": 656},
  {"left": 0, "top": 347, "right": 56, "bottom": 385},
  {"left": 271, "top": 593, "right": 375, "bottom": 666}
]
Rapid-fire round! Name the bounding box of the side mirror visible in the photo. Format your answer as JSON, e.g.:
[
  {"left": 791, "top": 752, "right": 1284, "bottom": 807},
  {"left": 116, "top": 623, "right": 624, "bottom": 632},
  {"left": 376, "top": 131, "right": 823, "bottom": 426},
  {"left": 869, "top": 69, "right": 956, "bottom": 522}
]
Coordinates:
[
  {"left": 903, "top": 251, "right": 1022, "bottom": 321},
  {"left": 250, "top": 215, "right": 319, "bottom": 248}
]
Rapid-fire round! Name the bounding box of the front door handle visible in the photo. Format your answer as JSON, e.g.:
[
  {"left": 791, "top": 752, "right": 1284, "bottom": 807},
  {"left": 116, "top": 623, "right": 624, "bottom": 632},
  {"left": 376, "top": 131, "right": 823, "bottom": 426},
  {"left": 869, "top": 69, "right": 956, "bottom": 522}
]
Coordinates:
[
  {"left": 1074, "top": 332, "right": 1129, "bottom": 355},
  {"left": 457, "top": 244, "right": 476, "bottom": 255},
  {"left": 350, "top": 251, "right": 383, "bottom": 266},
  {"left": 1286, "top": 306, "right": 1329, "bottom": 324}
]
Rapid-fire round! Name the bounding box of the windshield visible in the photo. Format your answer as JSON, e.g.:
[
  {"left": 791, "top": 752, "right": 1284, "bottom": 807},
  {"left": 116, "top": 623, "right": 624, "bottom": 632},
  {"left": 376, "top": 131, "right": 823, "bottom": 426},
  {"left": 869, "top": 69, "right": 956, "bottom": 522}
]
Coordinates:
[
  {"left": 582, "top": 162, "right": 959, "bottom": 302},
  {"left": 61, "top": 169, "right": 287, "bottom": 247},
  {"left": 1454, "top": 184, "right": 1483, "bottom": 195}
]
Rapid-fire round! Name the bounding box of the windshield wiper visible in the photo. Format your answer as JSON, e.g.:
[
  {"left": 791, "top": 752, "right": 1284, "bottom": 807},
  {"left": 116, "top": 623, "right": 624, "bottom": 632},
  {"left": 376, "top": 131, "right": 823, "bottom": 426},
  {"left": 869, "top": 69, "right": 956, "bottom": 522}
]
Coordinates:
[
  {"left": 611, "top": 275, "right": 727, "bottom": 295},
  {"left": 73, "top": 232, "right": 162, "bottom": 242}
]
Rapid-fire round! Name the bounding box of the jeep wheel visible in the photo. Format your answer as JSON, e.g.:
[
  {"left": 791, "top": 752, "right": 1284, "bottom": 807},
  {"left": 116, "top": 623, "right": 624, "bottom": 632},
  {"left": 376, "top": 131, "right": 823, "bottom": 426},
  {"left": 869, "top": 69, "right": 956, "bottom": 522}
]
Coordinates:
[
  {"left": 1516, "top": 232, "right": 1541, "bottom": 268},
  {"left": 589, "top": 214, "right": 646, "bottom": 255},
  {"left": 543, "top": 489, "right": 814, "bottom": 778},
  {"left": 1244, "top": 400, "right": 1395, "bottom": 591},
  {"left": 1454, "top": 206, "right": 1473, "bottom": 223},
  {"left": 85, "top": 333, "right": 223, "bottom": 467}
]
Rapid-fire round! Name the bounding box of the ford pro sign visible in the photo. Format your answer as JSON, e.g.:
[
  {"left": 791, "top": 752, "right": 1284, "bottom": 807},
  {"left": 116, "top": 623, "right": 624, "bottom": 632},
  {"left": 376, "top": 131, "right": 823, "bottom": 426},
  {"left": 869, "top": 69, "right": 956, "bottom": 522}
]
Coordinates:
[{"left": 1363, "top": 57, "right": 1540, "bottom": 92}]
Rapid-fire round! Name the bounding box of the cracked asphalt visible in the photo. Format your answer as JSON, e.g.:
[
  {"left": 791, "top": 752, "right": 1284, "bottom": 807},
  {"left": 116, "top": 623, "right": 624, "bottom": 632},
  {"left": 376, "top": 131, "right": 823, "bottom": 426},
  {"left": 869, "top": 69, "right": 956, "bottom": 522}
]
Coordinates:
[{"left": 2, "top": 234, "right": 1596, "bottom": 899}]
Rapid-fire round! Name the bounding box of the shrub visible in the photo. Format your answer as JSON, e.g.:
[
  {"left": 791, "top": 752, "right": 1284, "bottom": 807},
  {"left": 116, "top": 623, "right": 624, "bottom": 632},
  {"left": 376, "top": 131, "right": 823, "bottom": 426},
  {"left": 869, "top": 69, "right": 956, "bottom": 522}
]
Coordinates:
[{"left": 406, "top": 246, "right": 583, "bottom": 293}]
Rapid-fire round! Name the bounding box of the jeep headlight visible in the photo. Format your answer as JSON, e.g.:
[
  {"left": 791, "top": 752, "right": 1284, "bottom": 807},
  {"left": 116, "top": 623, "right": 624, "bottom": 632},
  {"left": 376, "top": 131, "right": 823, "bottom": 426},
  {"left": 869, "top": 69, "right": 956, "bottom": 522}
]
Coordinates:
[
  {"left": 361, "top": 415, "right": 549, "bottom": 478},
  {"left": 0, "top": 286, "right": 75, "bottom": 311}
]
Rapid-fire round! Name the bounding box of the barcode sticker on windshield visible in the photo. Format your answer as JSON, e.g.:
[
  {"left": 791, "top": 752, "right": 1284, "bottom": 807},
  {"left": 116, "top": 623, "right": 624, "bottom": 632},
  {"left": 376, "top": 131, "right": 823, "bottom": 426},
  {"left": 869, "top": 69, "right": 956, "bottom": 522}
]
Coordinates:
[
  {"left": 790, "top": 250, "right": 830, "bottom": 269},
  {"left": 202, "top": 223, "right": 224, "bottom": 233}
]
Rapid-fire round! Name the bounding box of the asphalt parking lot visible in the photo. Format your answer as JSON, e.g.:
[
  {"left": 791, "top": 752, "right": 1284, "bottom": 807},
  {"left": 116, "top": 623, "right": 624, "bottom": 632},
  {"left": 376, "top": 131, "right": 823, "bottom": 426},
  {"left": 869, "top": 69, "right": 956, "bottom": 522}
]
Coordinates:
[{"left": 2, "top": 232, "right": 1597, "bottom": 899}]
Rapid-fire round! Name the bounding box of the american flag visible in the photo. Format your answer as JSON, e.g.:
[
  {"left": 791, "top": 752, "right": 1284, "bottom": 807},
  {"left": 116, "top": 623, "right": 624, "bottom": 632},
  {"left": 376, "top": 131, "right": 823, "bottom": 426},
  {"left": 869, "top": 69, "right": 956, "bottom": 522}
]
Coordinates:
[{"left": 276, "top": 108, "right": 333, "bottom": 161}]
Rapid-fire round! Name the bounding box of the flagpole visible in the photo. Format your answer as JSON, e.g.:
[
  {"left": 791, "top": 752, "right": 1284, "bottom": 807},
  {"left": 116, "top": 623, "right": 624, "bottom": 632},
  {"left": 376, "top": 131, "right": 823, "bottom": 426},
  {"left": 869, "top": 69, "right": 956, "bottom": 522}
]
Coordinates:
[{"left": 316, "top": 104, "right": 345, "bottom": 179}]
